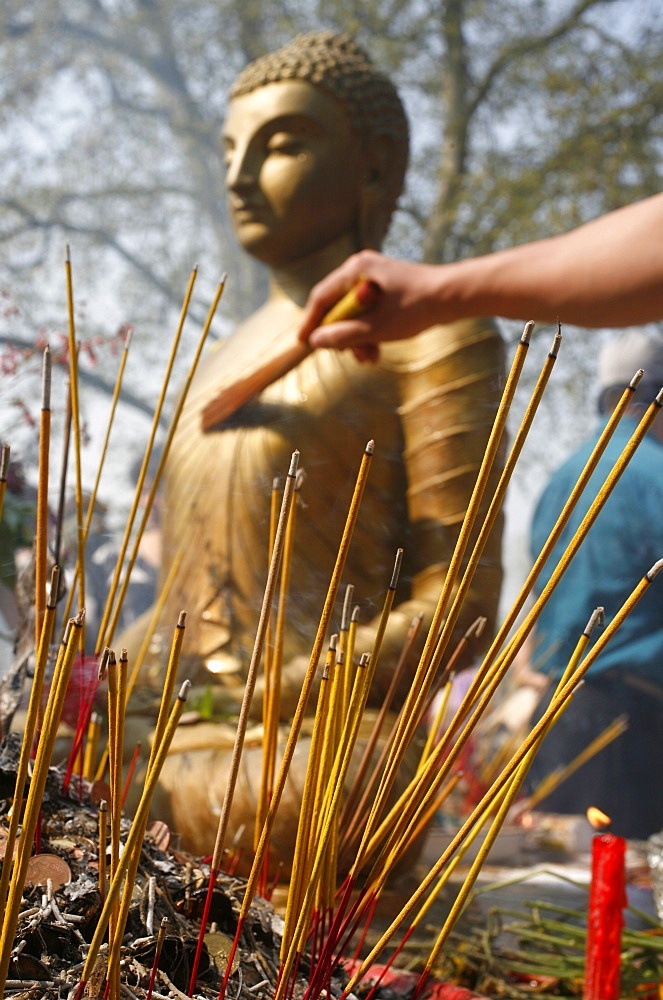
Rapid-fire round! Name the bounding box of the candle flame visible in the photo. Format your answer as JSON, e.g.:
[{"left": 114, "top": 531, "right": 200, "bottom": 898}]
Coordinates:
[{"left": 587, "top": 806, "right": 611, "bottom": 830}]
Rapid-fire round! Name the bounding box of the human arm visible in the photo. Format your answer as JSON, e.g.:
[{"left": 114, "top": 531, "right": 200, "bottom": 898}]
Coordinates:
[{"left": 298, "top": 194, "right": 663, "bottom": 355}]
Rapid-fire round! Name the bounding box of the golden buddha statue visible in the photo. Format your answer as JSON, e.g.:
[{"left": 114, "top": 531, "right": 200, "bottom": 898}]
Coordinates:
[{"left": 125, "top": 32, "right": 505, "bottom": 872}]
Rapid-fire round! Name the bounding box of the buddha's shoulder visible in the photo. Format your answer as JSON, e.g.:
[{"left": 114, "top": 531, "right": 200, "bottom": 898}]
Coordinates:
[{"left": 380, "top": 316, "right": 503, "bottom": 371}]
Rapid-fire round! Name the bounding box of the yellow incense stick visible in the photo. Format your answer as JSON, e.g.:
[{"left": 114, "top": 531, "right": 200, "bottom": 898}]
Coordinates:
[
  {"left": 256, "top": 470, "right": 303, "bottom": 856},
  {"left": 209, "top": 451, "right": 300, "bottom": 874},
  {"left": 340, "top": 610, "right": 424, "bottom": 845},
  {"left": 281, "top": 644, "right": 335, "bottom": 957},
  {"left": 64, "top": 252, "right": 87, "bottom": 651},
  {"left": 526, "top": 714, "right": 628, "bottom": 810},
  {"left": 106, "top": 648, "right": 128, "bottom": 998},
  {"left": 98, "top": 800, "right": 108, "bottom": 902},
  {"left": 147, "top": 613, "right": 187, "bottom": 778},
  {"left": 255, "top": 476, "right": 285, "bottom": 858},
  {"left": 105, "top": 650, "right": 122, "bottom": 986},
  {"left": 344, "top": 604, "right": 360, "bottom": 713},
  {"left": 34, "top": 346, "right": 51, "bottom": 655}
]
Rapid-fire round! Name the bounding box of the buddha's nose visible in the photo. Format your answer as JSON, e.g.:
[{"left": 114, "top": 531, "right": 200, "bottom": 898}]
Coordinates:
[{"left": 225, "top": 145, "right": 259, "bottom": 191}]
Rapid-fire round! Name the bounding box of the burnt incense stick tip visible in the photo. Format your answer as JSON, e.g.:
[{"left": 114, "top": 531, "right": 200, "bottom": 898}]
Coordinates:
[
  {"left": 107, "top": 649, "right": 117, "bottom": 666},
  {"left": 365, "top": 439, "right": 375, "bottom": 455},
  {"left": 330, "top": 633, "right": 338, "bottom": 650},
  {"left": 0, "top": 442, "right": 9, "bottom": 480},
  {"left": 41, "top": 346, "right": 52, "bottom": 409},
  {"left": 47, "top": 566, "right": 61, "bottom": 608},
  {"left": 341, "top": 584, "right": 355, "bottom": 632},
  {"left": 630, "top": 368, "right": 644, "bottom": 389},
  {"left": 583, "top": 607, "right": 605, "bottom": 639},
  {"left": 272, "top": 476, "right": 281, "bottom": 490},
  {"left": 351, "top": 604, "right": 361, "bottom": 624},
  {"left": 359, "top": 652, "right": 370, "bottom": 669},
  {"left": 295, "top": 467, "right": 306, "bottom": 491},
  {"left": 97, "top": 647, "right": 111, "bottom": 680},
  {"left": 646, "top": 557, "right": 663, "bottom": 582},
  {"left": 177, "top": 610, "right": 187, "bottom": 628},
  {"left": 465, "top": 615, "right": 487, "bottom": 640},
  {"left": 389, "top": 548, "right": 403, "bottom": 590},
  {"left": 120, "top": 648, "right": 128, "bottom": 664},
  {"left": 549, "top": 329, "right": 562, "bottom": 358},
  {"left": 288, "top": 450, "right": 300, "bottom": 478},
  {"left": 124, "top": 327, "right": 133, "bottom": 350},
  {"left": 178, "top": 679, "right": 191, "bottom": 701},
  {"left": 73, "top": 608, "right": 86, "bottom": 627},
  {"left": 655, "top": 386, "right": 663, "bottom": 407},
  {"left": 521, "top": 320, "right": 535, "bottom": 343}
]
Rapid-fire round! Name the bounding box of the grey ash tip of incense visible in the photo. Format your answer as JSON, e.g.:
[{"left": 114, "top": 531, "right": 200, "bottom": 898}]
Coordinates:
[
  {"left": 288, "top": 449, "right": 300, "bottom": 477},
  {"left": 365, "top": 439, "right": 375, "bottom": 455},
  {"left": 389, "top": 547, "right": 403, "bottom": 589},
  {"left": 646, "top": 558, "right": 663, "bottom": 582},
  {"left": 0, "top": 443, "right": 10, "bottom": 480},
  {"left": 97, "top": 647, "right": 110, "bottom": 680},
  {"left": 583, "top": 607, "right": 605, "bottom": 638},
  {"left": 630, "top": 368, "right": 644, "bottom": 390},
  {"left": 549, "top": 329, "right": 562, "bottom": 359},
  {"left": 178, "top": 679, "right": 191, "bottom": 700},
  {"left": 42, "top": 345, "right": 52, "bottom": 409},
  {"left": 521, "top": 320, "right": 535, "bottom": 344}
]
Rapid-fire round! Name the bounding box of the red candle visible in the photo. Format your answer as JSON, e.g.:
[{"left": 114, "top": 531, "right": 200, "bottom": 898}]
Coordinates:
[{"left": 583, "top": 808, "right": 626, "bottom": 1000}]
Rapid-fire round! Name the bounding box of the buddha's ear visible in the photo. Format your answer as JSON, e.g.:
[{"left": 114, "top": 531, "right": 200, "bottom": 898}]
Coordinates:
[{"left": 358, "top": 135, "right": 402, "bottom": 250}]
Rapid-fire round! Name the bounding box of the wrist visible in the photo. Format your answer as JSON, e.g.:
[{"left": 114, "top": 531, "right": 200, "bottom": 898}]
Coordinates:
[{"left": 427, "top": 257, "right": 491, "bottom": 324}]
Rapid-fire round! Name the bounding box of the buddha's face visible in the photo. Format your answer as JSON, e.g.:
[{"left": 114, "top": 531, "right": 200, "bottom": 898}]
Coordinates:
[{"left": 223, "top": 80, "right": 367, "bottom": 267}]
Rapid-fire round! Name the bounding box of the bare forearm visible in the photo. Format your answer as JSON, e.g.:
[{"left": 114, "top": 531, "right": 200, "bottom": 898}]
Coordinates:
[{"left": 447, "top": 195, "right": 663, "bottom": 328}]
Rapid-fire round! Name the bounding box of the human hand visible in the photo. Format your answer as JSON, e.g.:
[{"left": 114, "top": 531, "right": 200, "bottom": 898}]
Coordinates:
[{"left": 298, "top": 249, "right": 443, "bottom": 361}]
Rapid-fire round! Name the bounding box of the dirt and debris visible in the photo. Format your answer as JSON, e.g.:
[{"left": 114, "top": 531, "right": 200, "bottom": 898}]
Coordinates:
[{"left": 0, "top": 733, "right": 316, "bottom": 1000}]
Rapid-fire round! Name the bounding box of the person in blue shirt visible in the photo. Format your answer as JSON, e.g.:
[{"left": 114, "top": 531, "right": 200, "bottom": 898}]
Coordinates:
[{"left": 525, "top": 329, "right": 663, "bottom": 839}]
